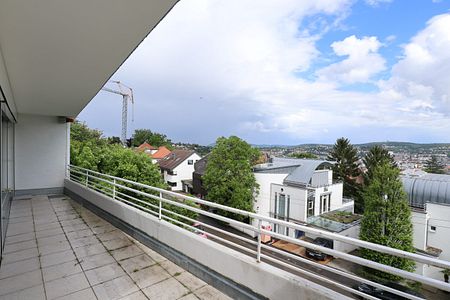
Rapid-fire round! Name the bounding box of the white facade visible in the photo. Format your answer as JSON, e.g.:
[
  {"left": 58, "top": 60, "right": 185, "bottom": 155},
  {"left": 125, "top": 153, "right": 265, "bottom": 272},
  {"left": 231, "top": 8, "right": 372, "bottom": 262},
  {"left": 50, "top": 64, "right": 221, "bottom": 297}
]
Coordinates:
[
  {"left": 163, "top": 153, "right": 201, "bottom": 191},
  {"left": 412, "top": 203, "right": 450, "bottom": 281},
  {"left": 252, "top": 167, "right": 345, "bottom": 239},
  {"left": 15, "top": 114, "right": 69, "bottom": 192}
]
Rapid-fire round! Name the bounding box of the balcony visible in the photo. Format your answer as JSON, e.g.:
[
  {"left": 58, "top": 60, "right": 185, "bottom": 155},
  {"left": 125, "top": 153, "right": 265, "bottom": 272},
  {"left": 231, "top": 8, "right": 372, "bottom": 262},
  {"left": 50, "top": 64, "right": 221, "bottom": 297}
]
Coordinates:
[
  {"left": 0, "top": 194, "right": 230, "bottom": 300},
  {"left": 1, "top": 164, "right": 450, "bottom": 300}
]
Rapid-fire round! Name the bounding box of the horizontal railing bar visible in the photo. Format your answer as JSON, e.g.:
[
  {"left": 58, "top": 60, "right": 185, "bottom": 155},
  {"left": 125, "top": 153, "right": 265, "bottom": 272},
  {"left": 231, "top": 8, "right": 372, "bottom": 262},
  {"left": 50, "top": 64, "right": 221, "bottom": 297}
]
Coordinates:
[
  {"left": 69, "top": 165, "right": 450, "bottom": 270},
  {"left": 158, "top": 212, "right": 258, "bottom": 257},
  {"left": 260, "top": 244, "right": 424, "bottom": 300},
  {"left": 262, "top": 229, "right": 450, "bottom": 292},
  {"left": 67, "top": 166, "right": 450, "bottom": 295},
  {"left": 260, "top": 253, "right": 380, "bottom": 300}
]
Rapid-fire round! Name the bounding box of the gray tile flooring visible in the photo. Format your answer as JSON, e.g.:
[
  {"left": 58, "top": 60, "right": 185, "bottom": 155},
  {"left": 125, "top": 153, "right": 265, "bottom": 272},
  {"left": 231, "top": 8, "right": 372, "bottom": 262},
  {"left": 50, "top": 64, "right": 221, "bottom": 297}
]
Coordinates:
[{"left": 0, "top": 195, "right": 231, "bottom": 300}]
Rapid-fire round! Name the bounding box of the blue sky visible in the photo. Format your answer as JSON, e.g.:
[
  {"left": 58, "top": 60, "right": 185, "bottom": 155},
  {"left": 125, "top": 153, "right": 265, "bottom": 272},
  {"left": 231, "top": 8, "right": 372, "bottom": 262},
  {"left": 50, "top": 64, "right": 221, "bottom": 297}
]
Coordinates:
[{"left": 79, "top": 0, "right": 450, "bottom": 145}]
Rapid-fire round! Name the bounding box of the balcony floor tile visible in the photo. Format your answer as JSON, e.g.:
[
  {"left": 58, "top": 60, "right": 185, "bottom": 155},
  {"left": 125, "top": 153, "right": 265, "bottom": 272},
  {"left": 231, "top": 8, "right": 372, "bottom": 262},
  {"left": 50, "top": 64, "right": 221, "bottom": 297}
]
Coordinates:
[{"left": 0, "top": 194, "right": 230, "bottom": 300}]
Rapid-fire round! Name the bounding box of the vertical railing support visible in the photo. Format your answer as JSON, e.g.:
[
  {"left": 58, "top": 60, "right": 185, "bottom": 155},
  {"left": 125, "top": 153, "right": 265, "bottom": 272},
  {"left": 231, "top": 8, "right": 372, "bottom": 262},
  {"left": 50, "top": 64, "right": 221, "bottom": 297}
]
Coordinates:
[
  {"left": 257, "top": 219, "right": 262, "bottom": 263},
  {"left": 85, "top": 170, "right": 89, "bottom": 187},
  {"left": 159, "top": 192, "right": 162, "bottom": 220},
  {"left": 113, "top": 178, "right": 116, "bottom": 199}
]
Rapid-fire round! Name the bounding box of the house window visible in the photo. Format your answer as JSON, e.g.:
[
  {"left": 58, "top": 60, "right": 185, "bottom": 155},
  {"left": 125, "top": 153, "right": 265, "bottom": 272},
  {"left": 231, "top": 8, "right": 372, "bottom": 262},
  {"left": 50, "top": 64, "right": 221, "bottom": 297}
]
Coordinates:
[
  {"left": 167, "top": 181, "right": 177, "bottom": 187},
  {"left": 320, "top": 194, "right": 330, "bottom": 214},
  {"left": 188, "top": 160, "right": 193, "bottom": 165},
  {"left": 278, "top": 194, "right": 286, "bottom": 218},
  {"left": 430, "top": 226, "right": 436, "bottom": 232},
  {"left": 307, "top": 197, "right": 315, "bottom": 218},
  {"left": 168, "top": 170, "right": 177, "bottom": 176}
]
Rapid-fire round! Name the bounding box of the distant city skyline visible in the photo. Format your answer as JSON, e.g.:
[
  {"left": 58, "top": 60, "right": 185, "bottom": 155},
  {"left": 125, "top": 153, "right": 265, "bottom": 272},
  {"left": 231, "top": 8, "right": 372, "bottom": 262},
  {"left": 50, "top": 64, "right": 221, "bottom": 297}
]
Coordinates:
[{"left": 78, "top": 0, "right": 450, "bottom": 145}]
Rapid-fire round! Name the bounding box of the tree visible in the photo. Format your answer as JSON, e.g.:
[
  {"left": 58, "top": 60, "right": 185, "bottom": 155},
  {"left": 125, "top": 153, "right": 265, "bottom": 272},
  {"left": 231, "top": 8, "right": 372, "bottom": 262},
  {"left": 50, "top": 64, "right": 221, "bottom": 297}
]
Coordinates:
[
  {"left": 359, "top": 162, "right": 415, "bottom": 281},
  {"left": 363, "top": 145, "right": 396, "bottom": 184},
  {"left": 424, "top": 155, "right": 445, "bottom": 174},
  {"left": 131, "top": 129, "right": 172, "bottom": 148},
  {"left": 203, "top": 136, "right": 260, "bottom": 221},
  {"left": 70, "top": 121, "right": 105, "bottom": 146},
  {"left": 289, "top": 152, "right": 318, "bottom": 159},
  {"left": 70, "top": 121, "right": 197, "bottom": 226},
  {"left": 327, "top": 138, "right": 361, "bottom": 200}
]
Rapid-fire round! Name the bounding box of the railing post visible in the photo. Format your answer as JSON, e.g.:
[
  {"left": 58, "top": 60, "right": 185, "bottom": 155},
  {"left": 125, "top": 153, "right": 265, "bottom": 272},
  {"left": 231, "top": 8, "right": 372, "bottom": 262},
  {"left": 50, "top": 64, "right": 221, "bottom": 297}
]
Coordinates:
[
  {"left": 85, "top": 170, "right": 89, "bottom": 187},
  {"left": 158, "top": 192, "right": 162, "bottom": 220},
  {"left": 257, "top": 219, "right": 262, "bottom": 263},
  {"left": 112, "top": 178, "right": 116, "bottom": 199}
]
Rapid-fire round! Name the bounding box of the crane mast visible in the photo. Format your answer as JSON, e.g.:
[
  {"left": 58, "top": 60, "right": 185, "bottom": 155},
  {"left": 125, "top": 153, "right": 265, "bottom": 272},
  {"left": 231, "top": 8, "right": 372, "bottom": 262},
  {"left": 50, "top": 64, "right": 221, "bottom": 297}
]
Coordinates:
[{"left": 101, "top": 81, "right": 134, "bottom": 146}]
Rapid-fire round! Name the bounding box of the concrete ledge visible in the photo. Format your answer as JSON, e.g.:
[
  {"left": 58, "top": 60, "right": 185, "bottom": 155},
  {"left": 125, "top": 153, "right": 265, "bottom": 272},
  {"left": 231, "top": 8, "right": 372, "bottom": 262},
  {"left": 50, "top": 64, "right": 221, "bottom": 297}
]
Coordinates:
[
  {"left": 65, "top": 179, "right": 349, "bottom": 300},
  {"left": 15, "top": 187, "right": 63, "bottom": 197}
]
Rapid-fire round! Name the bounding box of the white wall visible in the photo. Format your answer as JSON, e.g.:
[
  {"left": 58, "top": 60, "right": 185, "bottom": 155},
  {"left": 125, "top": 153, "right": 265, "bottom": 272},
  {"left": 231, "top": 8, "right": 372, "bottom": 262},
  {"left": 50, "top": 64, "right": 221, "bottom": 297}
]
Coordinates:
[
  {"left": 333, "top": 225, "right": 360, "bottom": 253},
  {"left": 413, "top": 204, "right": 450, "bottom": 281},
  {"left": 15, "top": 114, "right": 68, "bottom": 191},
  {"left": 311, "top": 170, "right": 332, "bottom": 187},
  {"left": 411, "top": 209, "right": 427, "bottom": 251},
  {"left": 164, "top": 153, "right": 201, "bottom": 191},
  {"left": 427, "top": 203, "right": 450, "bottom": 261},
  {"left": 253, "top": 173, "right": 288, "bottom": 222},
  {"left": 314, "top": 183, "right": 343, "bottom": 215}
]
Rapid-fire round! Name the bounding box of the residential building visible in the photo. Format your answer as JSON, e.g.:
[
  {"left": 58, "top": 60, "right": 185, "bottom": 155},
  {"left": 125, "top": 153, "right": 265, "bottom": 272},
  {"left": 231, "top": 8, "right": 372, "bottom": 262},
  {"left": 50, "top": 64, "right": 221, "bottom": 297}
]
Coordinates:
[
  {"left": 136, "top": 142, "right": 157, "bottom": 155},
  {"left": 252, "top": 158, "right": 358, "bottom": 250},
  {"left": 192, "top": 154, "right": 209, "bottom": 198},
  {"left": 151, "top": 146, "right": 171, "bottom": 163},
  {"left": 402, "top": 173, "right": 450, "bottom": 280},
  {"left": 136, "top": 143, "right": 171, "bottom": 163},
  {"left": 158, "top": 149, "right": 201, "bottom": 191}
]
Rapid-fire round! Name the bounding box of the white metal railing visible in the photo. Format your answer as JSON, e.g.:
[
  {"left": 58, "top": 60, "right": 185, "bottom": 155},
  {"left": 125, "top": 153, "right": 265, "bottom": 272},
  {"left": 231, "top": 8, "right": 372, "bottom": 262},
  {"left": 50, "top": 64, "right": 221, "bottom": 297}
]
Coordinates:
[{"left": 67, "top": 165, "right": 450, "bottom": 300}]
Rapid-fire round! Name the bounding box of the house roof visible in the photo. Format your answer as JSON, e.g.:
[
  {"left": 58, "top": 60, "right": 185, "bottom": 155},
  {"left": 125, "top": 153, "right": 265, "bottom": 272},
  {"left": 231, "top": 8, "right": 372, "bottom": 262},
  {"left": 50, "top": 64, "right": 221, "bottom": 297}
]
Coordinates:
[
  {"left": 283, "top": 159, "right": 333, "bottom": 186},
  {"left": 253, "top": 157, "right": 334, "bottom": 186},
  {"left": 158, "top": 149, "right": 196, "bottom": 171},
  {"left": 152, "top": 146, "right": 171, "bottom": 159},
  {"left": 194, "top": 154, "right": 210, "bottom": 175},
  {"left": 402, "top": 173, "right": 450, "bottom": 208},
  {"left": 137, "top": 142, "right": 156, "bottom": 152}
]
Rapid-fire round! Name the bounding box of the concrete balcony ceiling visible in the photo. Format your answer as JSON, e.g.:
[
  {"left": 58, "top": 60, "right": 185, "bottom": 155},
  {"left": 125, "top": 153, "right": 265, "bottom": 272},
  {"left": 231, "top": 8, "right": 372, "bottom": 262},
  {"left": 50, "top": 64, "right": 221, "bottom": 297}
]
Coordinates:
[{"left": 0, "top": 0, "right": 178, "bottom": 117}]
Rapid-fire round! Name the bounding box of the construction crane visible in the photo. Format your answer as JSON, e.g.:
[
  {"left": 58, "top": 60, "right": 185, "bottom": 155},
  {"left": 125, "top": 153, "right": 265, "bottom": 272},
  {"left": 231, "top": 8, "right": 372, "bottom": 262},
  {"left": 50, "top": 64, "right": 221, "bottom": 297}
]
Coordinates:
[{"left": 101, "top": 81, "right": 134, "bottom": 146}]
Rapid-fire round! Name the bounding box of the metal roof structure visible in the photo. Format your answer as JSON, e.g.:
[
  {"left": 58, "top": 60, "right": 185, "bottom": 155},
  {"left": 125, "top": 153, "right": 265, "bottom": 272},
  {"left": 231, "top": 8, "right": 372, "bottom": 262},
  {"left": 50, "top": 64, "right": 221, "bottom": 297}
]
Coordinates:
[
  {"left": 401, "top": 173, "right": 450, "bottom": 208},
  {"left": 283, "top": 159, "right": 334, "bottom": 186},
  {"left": 253, "top": 157, "right": 334, "bottom": 186}
]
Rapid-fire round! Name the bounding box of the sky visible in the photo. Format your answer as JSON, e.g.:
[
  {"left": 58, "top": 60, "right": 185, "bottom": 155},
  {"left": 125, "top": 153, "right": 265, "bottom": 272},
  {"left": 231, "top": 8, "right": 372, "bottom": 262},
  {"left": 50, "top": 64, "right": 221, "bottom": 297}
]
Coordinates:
[{"left": 78, "top": 0, "right": 450, "bottom": 145}]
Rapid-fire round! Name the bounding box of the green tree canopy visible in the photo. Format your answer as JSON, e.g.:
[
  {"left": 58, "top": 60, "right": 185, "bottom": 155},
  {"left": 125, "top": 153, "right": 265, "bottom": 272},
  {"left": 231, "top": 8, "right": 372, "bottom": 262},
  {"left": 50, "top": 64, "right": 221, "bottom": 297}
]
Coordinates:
[
  {"left": 70, "top": 121, "right": 197, "bottom": 225},
  {"left": 424, "top": 155, "right": 445, "bottom": 174},
  {"left": 363, "top": 145, "right": 396, "bottom": 183},
  {"left": 289, "top": 152, "right": 318, "bottom": 159},
  {"left": 203, "top": 136, "right": 260, "bottom": 221},
  {"left": 359, "top": 162, "right": 415, "bottom": 281},
  {"left": 131, "top": 129, "right": 172, "bottom": 148},
  {"left": 327, "top": 138, "right": 361, "bottom": 199}
]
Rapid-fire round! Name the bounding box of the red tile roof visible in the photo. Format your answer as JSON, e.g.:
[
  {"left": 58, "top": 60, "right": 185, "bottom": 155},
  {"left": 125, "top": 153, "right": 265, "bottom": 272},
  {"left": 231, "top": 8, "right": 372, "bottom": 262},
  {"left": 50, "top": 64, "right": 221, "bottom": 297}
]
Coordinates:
[
  {"left": 137, "top": 142, "right": 157, "bottom": 152},
  {"left": 152, "top": 146, "right": 171, "bottom": 159}
]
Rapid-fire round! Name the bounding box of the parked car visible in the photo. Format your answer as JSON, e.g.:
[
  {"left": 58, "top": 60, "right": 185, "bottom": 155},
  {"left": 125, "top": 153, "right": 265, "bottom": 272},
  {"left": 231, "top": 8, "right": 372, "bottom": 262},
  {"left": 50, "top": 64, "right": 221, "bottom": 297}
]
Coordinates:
[
  {"left": 305, "top": 237, "right": 333, "bottom": 260},
  {"left": 354, "top": 282, "right": 425, "bottom": 300},
  {"left": 192, "top": 222, "right": 208, "bottom": 238}
]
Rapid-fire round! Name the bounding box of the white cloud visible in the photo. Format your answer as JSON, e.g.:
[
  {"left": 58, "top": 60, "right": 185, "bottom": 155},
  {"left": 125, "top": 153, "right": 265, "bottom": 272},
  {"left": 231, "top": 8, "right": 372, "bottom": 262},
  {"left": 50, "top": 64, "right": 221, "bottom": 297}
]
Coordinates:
[
  {"left": 80, "top": 2, "right": 450, "bottom": 144},
  {"left": 316, "top": 35, "right": 386, "bottom": 84},
  {"left": 364, "top": 0, "right": 393, "bottom": 7},
  {"left": 379, "top": 13, "right": 450, "bottom": 115}
]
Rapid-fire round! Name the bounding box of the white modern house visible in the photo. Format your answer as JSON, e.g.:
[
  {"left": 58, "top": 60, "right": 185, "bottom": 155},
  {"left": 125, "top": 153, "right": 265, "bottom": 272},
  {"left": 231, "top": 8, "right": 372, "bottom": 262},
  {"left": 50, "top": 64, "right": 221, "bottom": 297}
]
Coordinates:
[
  {"left": 252, "top": 158, "right": 358, "bottom": 246},
  {"left": 158, "top": 150, "right": 201, "bottom": 191},
  {"left": 402, "top": 173, "right": 450, "bottom": 281}
]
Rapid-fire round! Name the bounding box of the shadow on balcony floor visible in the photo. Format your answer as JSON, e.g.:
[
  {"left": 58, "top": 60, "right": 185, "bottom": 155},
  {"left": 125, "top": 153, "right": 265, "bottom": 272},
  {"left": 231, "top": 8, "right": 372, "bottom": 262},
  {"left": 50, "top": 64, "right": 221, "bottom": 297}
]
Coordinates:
[{"left": 0, "top": 194, "right": 231, "bottom": 300}]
